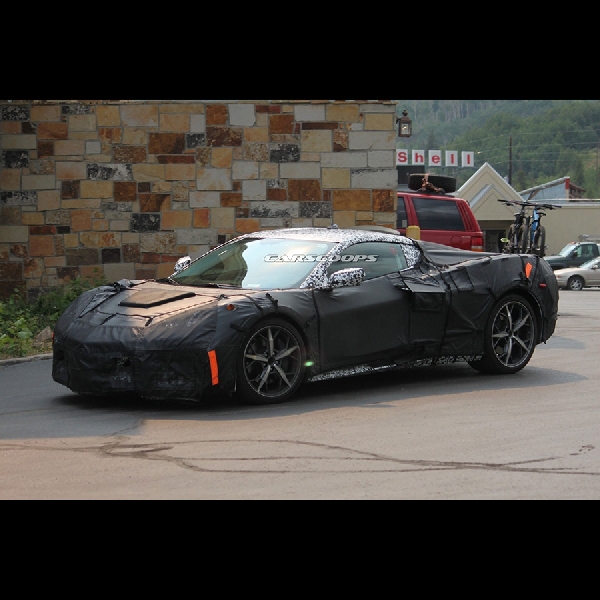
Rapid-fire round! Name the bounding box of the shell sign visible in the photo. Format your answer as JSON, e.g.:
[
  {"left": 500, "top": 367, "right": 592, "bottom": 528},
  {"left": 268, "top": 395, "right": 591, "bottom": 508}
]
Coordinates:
[{"left": 397, "top": 149, "right": 475, "bottom": 168}]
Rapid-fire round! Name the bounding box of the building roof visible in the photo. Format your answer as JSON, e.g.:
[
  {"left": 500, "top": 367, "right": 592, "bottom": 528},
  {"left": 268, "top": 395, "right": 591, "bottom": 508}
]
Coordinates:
[
  {"left": 518, "top": 176, "right": 586, "bottom": 201},
  {"left": 455, "top": 162, "right": 522, "bottom": 205}
]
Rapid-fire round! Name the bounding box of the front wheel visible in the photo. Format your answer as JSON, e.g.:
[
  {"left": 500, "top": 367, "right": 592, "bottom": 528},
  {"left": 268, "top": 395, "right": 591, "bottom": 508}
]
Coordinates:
[
  {"left": 567, "top": 276, "right": 584, "bottom": 291},
  {"left": 469, "top": 295, "right": 537, "bottom": 375},
  {"left": 236, "top": 318, "right": 306, "bottom": 405}
]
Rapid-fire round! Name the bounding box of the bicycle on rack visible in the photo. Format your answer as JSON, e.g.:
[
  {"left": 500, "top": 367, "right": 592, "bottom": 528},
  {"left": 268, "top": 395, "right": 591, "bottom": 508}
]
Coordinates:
[
  {"left": 527, "top": 202, "right": 561, "bottom": 257},
  {"left": 498, "top": 199, "right": 561, "bottom": 256},
  {"left": 498, "top": 199, "right": 535, "bottom": 254}
]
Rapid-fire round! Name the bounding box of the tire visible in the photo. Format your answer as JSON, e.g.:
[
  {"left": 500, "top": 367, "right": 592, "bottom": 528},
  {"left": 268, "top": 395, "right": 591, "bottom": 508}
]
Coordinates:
[
  {"left": 468, "top": 294, "right": 537, "bottom": 375},
  {"left": 236, "top": 318, "right": 306, "bottom": 405},
  {"left": 567, "top": 276, "right": 584, "bottom": 291},
  {"left": 516, "top": 224, "right": 529, "bottom": 254},
  {"left": 408, "top": 173, "right": 457, "bottom": 193},
  {"left": 504, "top": 224, "right": 518, "bottom": 253},
  {"left": 531, "top": 225, "right": 546, "bottom": 257},
  {"left": 505, "top": 224, "right": 527, "bottom": 253}
]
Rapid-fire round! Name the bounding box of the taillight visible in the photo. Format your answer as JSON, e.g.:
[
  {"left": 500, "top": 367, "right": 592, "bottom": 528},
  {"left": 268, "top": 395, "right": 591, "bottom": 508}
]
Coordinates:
[{"left": 471, "top": 236, "right": 484, "bottom": 252}]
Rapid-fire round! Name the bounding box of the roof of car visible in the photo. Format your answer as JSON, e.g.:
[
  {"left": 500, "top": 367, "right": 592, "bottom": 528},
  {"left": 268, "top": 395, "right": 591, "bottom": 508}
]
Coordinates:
[
  {"left": 238, "top": 226, "right": 410, "bottom": 244},
  {"left": 233, "top": 227, "right": 496, "bottom": 266}
]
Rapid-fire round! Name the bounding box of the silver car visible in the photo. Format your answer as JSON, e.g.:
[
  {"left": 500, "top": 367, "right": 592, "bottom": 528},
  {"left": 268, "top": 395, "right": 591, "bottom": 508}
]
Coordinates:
[{"left": 554, "top": 256, "right": 600, "bottom": 291}]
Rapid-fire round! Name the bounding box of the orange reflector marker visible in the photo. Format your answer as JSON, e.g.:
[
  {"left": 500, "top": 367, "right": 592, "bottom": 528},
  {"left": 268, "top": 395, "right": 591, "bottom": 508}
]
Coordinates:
[
  {"left": 525, "top": 263, "right": 532, "bottom": 278},
  {"left": 208, "top": 350, "right": 219, "bottom": 386}
]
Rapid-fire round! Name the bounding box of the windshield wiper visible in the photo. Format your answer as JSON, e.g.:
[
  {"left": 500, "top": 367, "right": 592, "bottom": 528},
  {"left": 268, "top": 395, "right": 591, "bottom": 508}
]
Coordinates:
[
  {"left": 156, "top": 276, "right": 180, "bottom": 285},
  {"left": 194, "top": 282, "right": 239, "bottom": 288}
]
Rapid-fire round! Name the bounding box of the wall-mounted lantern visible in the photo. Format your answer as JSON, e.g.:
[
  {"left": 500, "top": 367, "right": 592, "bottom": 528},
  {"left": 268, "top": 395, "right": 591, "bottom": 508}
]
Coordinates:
[{"left": 397, "top": 109, "right": 412, "bottom": 137}]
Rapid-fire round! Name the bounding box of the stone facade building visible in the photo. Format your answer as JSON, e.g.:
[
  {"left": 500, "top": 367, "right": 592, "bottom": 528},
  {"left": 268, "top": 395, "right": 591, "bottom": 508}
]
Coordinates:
[{"left": 0, "top": 100, "right": 398, "bottom": 301}]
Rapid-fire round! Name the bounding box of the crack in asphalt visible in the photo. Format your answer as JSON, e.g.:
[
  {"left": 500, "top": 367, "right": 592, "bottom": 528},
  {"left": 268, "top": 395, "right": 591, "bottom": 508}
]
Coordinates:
[{"left": 0, "top": 439, "right": 598, "bottom": 476}]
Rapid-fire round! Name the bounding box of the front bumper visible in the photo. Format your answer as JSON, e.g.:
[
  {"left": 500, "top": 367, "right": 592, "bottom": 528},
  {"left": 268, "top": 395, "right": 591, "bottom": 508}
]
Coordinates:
[{"left": 53, "top": 343, "right": 213, "bottom": 401}]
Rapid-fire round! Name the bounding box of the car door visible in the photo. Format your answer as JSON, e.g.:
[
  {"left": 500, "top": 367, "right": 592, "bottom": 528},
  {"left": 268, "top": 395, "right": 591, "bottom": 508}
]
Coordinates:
[
  {"left": 572, "top": 244, "right": 594, "bottom": 267},
  {"left": 586, "top": 258, "right": 600, "bottom": 286},
  {"left": 313, "top": 241, "right": 412, "bottom": 371}
]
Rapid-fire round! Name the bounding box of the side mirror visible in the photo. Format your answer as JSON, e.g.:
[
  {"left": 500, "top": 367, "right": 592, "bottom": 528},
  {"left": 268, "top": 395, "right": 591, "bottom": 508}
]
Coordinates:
[
  {"left": 321, "top": 267, "right": 365, "bottom": 289},
  {"left": 173, "top": 256, "right": 192, "bottom": 273}
]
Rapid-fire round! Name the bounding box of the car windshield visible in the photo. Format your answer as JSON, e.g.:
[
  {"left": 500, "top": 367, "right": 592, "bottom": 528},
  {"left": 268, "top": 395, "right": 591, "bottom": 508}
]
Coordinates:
[
  {"left": 558, "top": 243, "right": 577, "bottom": 257},
  {"left": 581, "top": 257, "right": 600, "bottom": 269},
  {"left": 171, "top": 237, "right": 338, "bottom": 290}
]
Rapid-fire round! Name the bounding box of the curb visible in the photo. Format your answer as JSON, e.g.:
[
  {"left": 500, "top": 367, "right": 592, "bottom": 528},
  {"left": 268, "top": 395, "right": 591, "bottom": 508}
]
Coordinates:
[{"left": 0, "top": 353, "right": 53, "bottom": 367}]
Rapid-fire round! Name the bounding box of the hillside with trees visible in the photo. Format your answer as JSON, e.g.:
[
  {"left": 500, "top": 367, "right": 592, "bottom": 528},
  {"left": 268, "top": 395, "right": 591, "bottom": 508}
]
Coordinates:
[{"left": 395, "top": 100, "right": 600, "bottom": 197}]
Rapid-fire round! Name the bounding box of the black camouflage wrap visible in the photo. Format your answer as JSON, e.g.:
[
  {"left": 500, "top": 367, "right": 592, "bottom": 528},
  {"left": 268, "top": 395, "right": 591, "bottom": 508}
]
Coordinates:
[{"left": 52, "top": 228, "right": 559, "bottom": 402}]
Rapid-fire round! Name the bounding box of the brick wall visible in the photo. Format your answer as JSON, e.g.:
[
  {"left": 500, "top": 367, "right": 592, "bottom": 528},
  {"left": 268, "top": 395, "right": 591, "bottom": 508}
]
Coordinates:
[{"left": 0, "top": 100, "right": 398, "bottom": 301}]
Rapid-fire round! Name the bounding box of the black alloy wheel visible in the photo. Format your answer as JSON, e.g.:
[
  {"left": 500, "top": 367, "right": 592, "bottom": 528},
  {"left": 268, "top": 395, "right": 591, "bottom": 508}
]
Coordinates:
[
  {"left": 237, "top": 318, "right": 306, "bottom": 405},
  {"left": 469, "top": 295, "right": 537, "bottom": 375}
]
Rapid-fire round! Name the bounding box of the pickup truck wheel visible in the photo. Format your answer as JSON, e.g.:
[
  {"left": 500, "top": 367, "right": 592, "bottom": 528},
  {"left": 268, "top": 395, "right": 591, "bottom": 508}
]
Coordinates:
[{"left": 567, "top": 276, "right": 584, "bottom": 291}]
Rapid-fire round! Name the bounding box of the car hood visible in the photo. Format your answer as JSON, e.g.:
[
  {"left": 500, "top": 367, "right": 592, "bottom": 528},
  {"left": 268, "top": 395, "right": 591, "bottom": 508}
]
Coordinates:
[
  {"left": 53, "top": 280, "right": 248, "bottom": 339},
  {"left": 80, "top": 278, "right": 248, "bottom": 315},
  {"left": 52, "top": 279, "right": 258, "bottom": 360},
  {"left": 553, "top": 267, "right": 582, "bottom": 277},
  {"left": 92, "top": 282, "right": 222, "bottom": 321}
]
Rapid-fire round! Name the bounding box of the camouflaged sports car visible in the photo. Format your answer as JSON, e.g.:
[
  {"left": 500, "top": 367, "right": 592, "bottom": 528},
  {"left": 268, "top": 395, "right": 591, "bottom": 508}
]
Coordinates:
[{"left": 52, "top": 226, "right": 559, "bottom": 405}]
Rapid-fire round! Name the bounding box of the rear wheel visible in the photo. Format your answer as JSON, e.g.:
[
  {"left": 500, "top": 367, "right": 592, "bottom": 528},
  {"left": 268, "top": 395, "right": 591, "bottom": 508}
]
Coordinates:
[
  {"left": 505, "top": 224, "right": 528, "bottom": 253},
  {"left": 516, "top": 225, "right": 529, "bottom": 253},
  {"left": 505, "top": 224, "right": 518, "bottom": 253},
  {"left": 469, "top": 294, "right": 537, "bottom": 375},
  {"left": 531, "top": 225, "right": 546, "bottom": 257},
  {"left": 567, "top": 275, "right": 584, "bottom": 291},
  {"left": 236, "top": 318, "right": 306, "bottom": 405}
]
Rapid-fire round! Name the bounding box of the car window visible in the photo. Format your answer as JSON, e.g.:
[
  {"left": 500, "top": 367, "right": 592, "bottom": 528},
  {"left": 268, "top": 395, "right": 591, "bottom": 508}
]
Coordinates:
[
  {"left": 412, "top": 197, "right": 465, "bottom": 231},
  {"left": 326, "top": 241, "right": 410, "bottom": 280},
  {"left": 558, "top": 243, "right": 576, "bottom": 257},
  {"left": 582, "top": 257, "right": 600, "bottom": 269},
  {"left": 172, "top": 237, "right": 337, "bottom": 290}
]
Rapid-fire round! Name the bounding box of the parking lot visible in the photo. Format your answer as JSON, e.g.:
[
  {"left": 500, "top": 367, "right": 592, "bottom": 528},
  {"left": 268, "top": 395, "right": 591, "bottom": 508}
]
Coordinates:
[{"left": 0, "top": 288, "right": 599, "bottom": 499}]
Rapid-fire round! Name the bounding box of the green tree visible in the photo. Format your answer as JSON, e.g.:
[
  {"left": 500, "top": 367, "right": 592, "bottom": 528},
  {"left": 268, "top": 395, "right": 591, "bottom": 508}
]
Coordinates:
[
  {"left": 514, "top": 170, "right": 529, "bottom": 191},
  {"left": 425, "top": 130, "right": 438, "bottom": 152}
]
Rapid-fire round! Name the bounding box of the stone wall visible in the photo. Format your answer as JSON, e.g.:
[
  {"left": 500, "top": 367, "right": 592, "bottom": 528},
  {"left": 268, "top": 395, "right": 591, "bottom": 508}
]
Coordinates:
[{"left": 0, "top": 100, "right": 398, "bottom": 301}]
